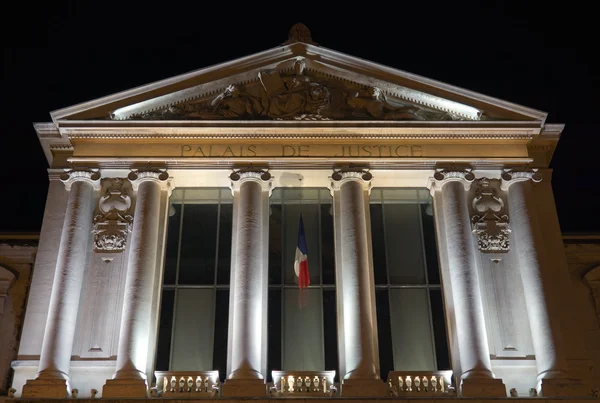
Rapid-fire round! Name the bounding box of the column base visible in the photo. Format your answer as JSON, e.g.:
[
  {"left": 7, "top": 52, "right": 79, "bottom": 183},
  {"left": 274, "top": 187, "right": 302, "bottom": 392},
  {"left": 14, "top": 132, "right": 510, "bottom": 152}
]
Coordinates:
[
  {"left": 21, "top": 378, "right": 69, "bottom": 398},
  {"left": 460, "top": 377, "right": 506, "bottom": 397},
  {"left": 221, "top": 378, "right": 266, "bottom": 397},
  {"left": 341, "top": 378, "right": 388, "bottom": 397},
  {"left": 538, "top": 378, "right": 588, "bottom": 397},
  {"left": 102, "top": 378, "right": 147, "bottom": 398}
]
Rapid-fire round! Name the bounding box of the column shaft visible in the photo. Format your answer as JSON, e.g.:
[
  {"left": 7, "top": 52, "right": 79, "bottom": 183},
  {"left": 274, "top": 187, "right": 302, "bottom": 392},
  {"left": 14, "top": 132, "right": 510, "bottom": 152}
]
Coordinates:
[
  {"left": 114, "top": 179, "right": 162, "bottom": 379},
  {"left": 439, "top": 180, "right": 494, "bottom": 380},
  {"left": 338, "top": 180, "right": 377, "bottom": 379},
  {"left": 229, "top": 180, "right": 268, "bottom": 379},
  {"left": 330, "top": 171, "right": 386, "bottom": 397},
  {"left": 37, "top": 180, "right": 95, "bottom": 379},
  {"left": 505, "top": 179, "right": 567, "bottom": 380},
  {"left": 222, "top": 171, "right": 271, "bottom": 397}
]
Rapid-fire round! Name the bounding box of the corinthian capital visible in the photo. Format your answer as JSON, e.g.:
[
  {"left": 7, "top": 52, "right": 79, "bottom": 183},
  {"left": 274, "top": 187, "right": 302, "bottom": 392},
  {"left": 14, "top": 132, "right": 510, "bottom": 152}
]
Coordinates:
[
  {"left": 127, "top": 169, "right": 171, "bottom": 192},
  {"left": 428, "top": 169, "right": 475, "bottom": 193},
  {"left": 500, "top": 169, "right": 543, "bottom": 191},
  {"left": 60, "top": 170, "right": 101, "bottom": 191},
  {"left": 229, "top": 169, "right": 273, "bottom": 194},
  {"left": 329, "top": 169, "right": 373, "bottom": 194}
]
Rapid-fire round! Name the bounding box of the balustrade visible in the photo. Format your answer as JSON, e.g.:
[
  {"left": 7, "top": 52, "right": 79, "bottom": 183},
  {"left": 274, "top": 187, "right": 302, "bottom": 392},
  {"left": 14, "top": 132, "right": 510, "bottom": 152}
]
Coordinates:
[
  {"left": 387, "top": 371, "right": 454, "bottom": 396},
  {"left": 154, "top": 371, "right": 220, "bottom": 397},
  {"left": 270, "top": 370, "right": 337, "bottom": 396}
]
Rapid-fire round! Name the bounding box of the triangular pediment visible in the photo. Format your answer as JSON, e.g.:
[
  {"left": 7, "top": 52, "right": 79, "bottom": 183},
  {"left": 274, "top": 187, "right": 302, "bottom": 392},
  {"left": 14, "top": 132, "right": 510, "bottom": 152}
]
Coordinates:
[{"left": 51, "top": 39, "right": 546, "bottom": 124}]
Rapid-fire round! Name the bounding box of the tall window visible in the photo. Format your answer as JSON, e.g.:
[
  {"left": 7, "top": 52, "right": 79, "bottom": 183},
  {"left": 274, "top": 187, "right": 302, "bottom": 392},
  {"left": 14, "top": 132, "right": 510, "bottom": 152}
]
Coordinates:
[
  {"left": 370, "top": 189, "right": 450, "bottom": 377},
  {"left": 155, "top": 188, "right": 232, "bottom": 380},
  {"left": 267, "top": 188, "right": 338, "bottom": 380},
  {"left": 155, "top": 186, "right": 450, "bottom": 384}
]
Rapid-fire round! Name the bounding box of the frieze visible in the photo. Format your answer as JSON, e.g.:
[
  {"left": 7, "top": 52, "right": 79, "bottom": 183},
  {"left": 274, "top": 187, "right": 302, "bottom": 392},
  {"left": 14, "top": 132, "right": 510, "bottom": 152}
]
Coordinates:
[{"left": 471, "top": 178, "right": 510, "bottom": 253}]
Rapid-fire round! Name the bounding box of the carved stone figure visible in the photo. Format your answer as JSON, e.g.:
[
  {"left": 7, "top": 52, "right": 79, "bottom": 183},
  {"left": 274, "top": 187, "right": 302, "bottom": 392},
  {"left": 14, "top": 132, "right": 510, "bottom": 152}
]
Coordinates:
[
  {"left": 346, "top": 87, "right": 422, "bottom": 120},
  {"left": 92, "top": 179, "right": 133, "bottom": 252},
  {"left": 260, "top": 58, "right": 330, "bottom": 119},
  {"left": 471, "top": 178, "right": 510, "bottom": 252},
  {"left": 209, "top": 85, "right": 265, "bottom": 118}
]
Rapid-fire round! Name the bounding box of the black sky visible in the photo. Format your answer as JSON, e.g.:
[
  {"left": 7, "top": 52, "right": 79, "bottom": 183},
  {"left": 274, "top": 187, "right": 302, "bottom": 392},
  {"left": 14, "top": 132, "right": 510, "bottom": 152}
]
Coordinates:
[{"left": 2, "top": 1, "right": 599, "bottom": 232}]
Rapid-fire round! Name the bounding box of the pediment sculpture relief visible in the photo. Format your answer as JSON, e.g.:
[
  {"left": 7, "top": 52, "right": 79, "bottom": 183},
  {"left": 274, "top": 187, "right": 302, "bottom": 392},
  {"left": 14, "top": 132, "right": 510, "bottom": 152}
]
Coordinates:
[{"left": 124, "top": 58, "right": 458, "bottom": 121}]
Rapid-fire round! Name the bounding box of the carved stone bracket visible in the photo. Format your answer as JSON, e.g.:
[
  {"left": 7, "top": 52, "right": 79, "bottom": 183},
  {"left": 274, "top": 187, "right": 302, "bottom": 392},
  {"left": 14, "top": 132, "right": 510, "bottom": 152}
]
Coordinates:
[
  {"left": 500, "top": 168, "right": 543, "bottom": 191},
  {"left": 92, "top": 178, "right": 133, "bottom": 253},
  {"left": 329, "top": 169, "right": 373, "bottom": 195},
  {"left": 60, "top": 170, "right": 101, "bottom": 191},
  {"left": 229, "top": 168, "right": 273, "bottom": 194},
  {"left": 471, "top": 178, "right": 510, "bottom": 253}
]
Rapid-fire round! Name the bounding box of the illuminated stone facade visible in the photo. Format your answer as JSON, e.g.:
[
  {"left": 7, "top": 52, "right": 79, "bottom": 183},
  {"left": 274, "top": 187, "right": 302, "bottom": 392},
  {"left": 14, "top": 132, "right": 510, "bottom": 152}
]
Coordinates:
[{"left": 6, "top": 25, "right": 600, "bottom": 401}]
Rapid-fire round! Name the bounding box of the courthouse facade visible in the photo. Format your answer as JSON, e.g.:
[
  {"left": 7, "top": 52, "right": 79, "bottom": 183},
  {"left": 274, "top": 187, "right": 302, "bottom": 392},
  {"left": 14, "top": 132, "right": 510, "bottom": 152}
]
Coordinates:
[{"left": 10, "top": 25, "right": 599, "bottom": 399}]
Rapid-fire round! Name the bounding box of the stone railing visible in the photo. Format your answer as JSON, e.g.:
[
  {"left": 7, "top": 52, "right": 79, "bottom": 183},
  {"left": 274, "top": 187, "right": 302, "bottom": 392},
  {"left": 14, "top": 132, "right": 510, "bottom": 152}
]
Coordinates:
[
  {"left": 387, "top": 370, "right": 454, "bottom": 396},
  {"left": 270, "top": 370, "right": 337, "bottom": 397},
  {"left": 154, "top": 370, "right": 220, "bottom": 397}
]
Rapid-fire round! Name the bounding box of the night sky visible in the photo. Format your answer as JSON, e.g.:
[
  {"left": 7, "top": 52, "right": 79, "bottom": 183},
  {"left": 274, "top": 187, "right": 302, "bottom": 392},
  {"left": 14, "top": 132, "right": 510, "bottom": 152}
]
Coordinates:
[{"left": 3, "top": 2, "right": 599, "bottom": 233}]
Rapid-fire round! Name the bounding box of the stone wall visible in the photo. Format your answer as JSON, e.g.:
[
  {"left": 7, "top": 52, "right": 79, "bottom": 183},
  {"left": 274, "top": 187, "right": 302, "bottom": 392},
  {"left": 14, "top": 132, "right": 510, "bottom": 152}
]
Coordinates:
[
  {"left": 563, "top": 235, "right": 600, "bottom": 389},
  {"left": 0, "top": 235, "right": 37, "bottom": 395}
]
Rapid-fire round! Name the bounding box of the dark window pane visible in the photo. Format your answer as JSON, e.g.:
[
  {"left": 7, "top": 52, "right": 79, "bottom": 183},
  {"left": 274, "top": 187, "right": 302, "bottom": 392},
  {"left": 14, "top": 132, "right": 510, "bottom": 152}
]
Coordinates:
[
  {"left": 389, "top": 288, "right": 435, "bottom": 370},
  {"left": 385, "top": 204, "right": 426, "bottom": 284},
  {"left": 267, "top": 289, "right": 282, "bottom": 382},
  {"left": 269, "top": 204, "right": 282, "bottom": 285},
  {"left": 163, "top": 204, "right": 181, "bottom": 285},
  {"left": 430, "top": 289, "right": 451, "bottom": 370},
  {"left": 179, "top": 204, "right": 218, "bottom": 285},
  {"left": 370, "top": 204, "right": 387, "bottom": 284},
  {"left": 213, "top": 290, "right": 229, "bottom": 382},
  {"left": 323, "top": 289, "right": 339, "bottom": 382},
  {"left": 217, "top": 203, "right": 233, "bottom": 285},
  {"left": 321, "top": 204, "right": 335, "bottom": 285},
  {"left": 421, "top": 203, "right": 440, "bottom": 284},
  {"left": 376, "top": 289, "right": 394, "bottom": 381},
  {"left": 155, "top": 290, "right": 175, "bottom": 371}
]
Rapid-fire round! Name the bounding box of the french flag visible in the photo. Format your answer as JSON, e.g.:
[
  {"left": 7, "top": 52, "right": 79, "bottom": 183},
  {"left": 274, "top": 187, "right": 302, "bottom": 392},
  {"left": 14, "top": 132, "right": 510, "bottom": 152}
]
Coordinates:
[{"left": 294, "top": 214, "right": 310, "bottom": 289}]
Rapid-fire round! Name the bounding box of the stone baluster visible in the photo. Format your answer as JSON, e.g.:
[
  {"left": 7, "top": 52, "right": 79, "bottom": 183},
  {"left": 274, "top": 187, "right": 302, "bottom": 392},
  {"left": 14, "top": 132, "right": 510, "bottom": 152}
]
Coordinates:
[
  {"left": 22, "top": 171, "right": 100, "bottom": 398},
  {"left": 221, "top": 170, "right": 272, "bottom": 397},
  {"left": 429, "top": 170, "right": 505, "bottom": 397},
  {"left": 329, "top": 170, "right": 387, "bottom": 397},
  {"left": 501, "top": 170, "right": 582, "bottom": 396},
  {"left": 103, "top": 170, "right": 171, "bottom": 398}
]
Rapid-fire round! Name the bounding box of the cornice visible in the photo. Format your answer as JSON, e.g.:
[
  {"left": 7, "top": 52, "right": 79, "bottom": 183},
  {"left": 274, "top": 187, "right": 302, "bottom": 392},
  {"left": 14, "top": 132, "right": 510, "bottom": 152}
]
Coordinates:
[
  {"left": 59, "top": 121, "right": 541, "bottom": 141},
  {"left": 65, "top": 132, "right": 535, "bottom": 141}
]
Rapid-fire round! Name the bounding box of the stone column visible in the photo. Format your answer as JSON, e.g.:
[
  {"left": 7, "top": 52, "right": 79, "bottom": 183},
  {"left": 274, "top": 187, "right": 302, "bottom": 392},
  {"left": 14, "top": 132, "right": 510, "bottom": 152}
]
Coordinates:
[
  {"left": 429, "top": 170, "right": 505, "bottom": 397},
  {"left": 103, "top": 170, "right": 171, "bottom": 398},
  {"left": 501, "top": 170, "right": 581, "bottom": 396},
  {"left": 330, "top": 171, "right": 386, "bottom": 397},
  {"left": 22, "top": 171, "right": 100, "bottom": 398},
  {"left": 221, "top": 171, "right": 272, "bottom": 397}
]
